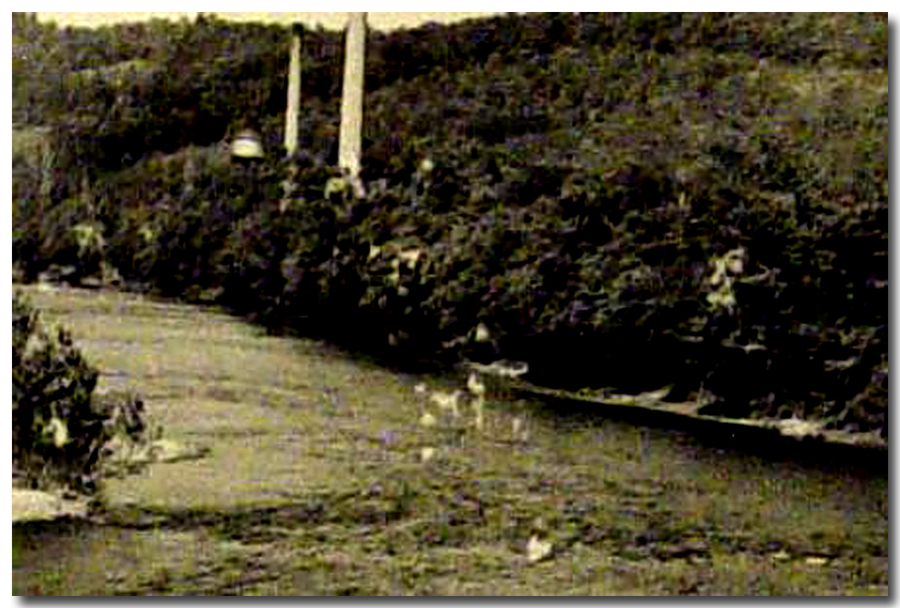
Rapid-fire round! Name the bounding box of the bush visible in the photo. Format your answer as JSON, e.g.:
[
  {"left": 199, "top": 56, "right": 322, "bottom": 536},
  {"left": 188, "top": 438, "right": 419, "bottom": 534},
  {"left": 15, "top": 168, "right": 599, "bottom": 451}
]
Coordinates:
[{"left": 12, "top": 291, "right": 150, "bottom": 493}]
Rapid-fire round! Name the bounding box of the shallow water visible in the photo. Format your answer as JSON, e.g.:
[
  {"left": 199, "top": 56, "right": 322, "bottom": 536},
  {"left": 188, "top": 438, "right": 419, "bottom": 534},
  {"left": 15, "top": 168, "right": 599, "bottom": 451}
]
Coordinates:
[
  {"left": 12, "top": 418, "right": 887, "bottom": 595},
  {"left": 12, "top": 286, "right": 888, "bottom": 596}
]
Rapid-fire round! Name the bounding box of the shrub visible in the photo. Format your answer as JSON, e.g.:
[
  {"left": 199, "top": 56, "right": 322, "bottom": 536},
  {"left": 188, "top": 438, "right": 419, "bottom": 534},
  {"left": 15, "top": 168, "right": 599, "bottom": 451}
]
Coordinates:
[{"left": 12, "top": 291, "right": 150, "bottom": 493}]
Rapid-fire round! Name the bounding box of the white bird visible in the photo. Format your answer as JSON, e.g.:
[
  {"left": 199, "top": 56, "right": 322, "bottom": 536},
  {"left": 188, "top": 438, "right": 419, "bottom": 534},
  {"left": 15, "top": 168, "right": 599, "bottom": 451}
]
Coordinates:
[
  {"left": 418, "top": 158, "right": 435, "bottom": 174},
  {"left": 467, "top": 373, "right": 486, "bottom": 396},
  {"left": 46, "top": 417, "right": 69, "bottom": 449},
  {"left": 511, "top": 416, "right": 530, "bottom": 442},
  {"left": 472, "top": 395, "right": 485, "bottom": 431},
  {"left": 527, "top": 534, "right": 554, "bottom": 563},
  {"left": 420, "top": 446, "right": 436, "bottom": 463},
  {"left": 430, "top": 390, "right": 462, "bottom": 418}
]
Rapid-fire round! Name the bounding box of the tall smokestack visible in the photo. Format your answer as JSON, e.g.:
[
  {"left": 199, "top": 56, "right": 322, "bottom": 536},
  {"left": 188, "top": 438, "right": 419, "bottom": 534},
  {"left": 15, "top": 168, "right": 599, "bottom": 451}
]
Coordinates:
[
  {"left": 339, "top": 12, "right": 366, "bottom": 188},
  {"left": 284, "top": 24, "right": 302, "bottom": 157}
]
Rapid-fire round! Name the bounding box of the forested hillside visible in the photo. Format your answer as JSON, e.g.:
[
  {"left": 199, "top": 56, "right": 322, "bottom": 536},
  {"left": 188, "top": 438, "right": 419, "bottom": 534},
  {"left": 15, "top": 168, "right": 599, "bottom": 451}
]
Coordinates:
[{"left": 12, "top": 12, "right": 888, "bottom": 435}]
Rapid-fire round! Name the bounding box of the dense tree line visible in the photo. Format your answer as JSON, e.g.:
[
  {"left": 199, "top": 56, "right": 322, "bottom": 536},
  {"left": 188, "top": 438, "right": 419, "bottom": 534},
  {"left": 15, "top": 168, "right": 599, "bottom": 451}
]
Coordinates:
[
  {"left": 12, "top": 12, "right": 888, "bottom": 435},
  {"left": 15, "top": 13, "right": 886, "bottom": 169}
]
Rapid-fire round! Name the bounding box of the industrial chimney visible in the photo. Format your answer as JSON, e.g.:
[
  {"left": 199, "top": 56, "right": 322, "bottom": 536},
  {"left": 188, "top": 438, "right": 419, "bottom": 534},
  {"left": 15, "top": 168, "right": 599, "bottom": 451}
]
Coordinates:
[
  {"left": 284, "top": 23, "right": 302, "bottom": 157},
  {"left": 338, "top": 12, "right": 366, "bottom": 195}
]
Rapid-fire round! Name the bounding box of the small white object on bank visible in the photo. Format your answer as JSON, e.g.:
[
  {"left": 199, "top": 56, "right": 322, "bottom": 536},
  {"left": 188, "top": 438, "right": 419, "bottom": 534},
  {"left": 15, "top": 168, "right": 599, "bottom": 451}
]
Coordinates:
[
  {"left": 46, "top": 417, "right": 69, "bottom": 448},
  {"left": 474, "top": 323, "right": 491, "bottom": 343},
  {"left": 511, "top": 416, "right": 529, "bottom": 442},
  {"left": 527, "top": 534, "right": 554, "bottom": 563},
  {"left": 771, "top": 550, "right": 791, "bottom": 562},
  {"left": 472, "top": 395, "right": 485, "bottom": 431},
  {"left": 430, "top": 390, "right": 462, "bottom": 417},
  {"left": 467, "top": 373, "right": 486, "bottom": 396}
]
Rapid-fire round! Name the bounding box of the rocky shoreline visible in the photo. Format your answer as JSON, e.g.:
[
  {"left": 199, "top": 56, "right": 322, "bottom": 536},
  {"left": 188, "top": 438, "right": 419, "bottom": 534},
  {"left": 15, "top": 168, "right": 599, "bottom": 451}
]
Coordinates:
[
  {"left": 12, "top": 438, "right": 210, "bottom": 524},
  {"left": 460, "top": 361, "right": 887, "bottom": 453}
]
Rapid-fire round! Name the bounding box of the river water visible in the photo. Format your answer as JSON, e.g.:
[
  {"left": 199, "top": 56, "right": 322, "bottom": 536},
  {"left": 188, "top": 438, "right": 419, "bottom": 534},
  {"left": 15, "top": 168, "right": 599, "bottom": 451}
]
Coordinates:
[{"left": 12, "top": 286, "right": 888, "bottom": 596}]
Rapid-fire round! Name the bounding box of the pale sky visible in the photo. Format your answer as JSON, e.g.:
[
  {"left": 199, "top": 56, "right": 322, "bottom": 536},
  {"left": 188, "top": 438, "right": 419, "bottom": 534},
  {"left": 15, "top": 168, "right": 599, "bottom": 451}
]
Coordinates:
[{"left": 38, "top": 12, "right": 503, "bottom": 32}]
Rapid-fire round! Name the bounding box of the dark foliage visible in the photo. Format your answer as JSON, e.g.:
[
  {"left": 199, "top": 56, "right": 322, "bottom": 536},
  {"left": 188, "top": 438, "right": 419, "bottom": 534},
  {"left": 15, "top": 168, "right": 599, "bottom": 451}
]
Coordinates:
[
  {"left": 13, "top": 292, "right": 150, "bottom": 493},
  {"left": 12, "top": 12, "right": 887, "bottom": 434}
]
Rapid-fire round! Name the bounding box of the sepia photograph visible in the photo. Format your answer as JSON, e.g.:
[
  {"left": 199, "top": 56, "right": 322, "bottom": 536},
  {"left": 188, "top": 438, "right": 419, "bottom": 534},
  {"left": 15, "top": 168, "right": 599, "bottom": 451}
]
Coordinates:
[{"left": 11, "top": 11, "right": 888, "bottom": 596}]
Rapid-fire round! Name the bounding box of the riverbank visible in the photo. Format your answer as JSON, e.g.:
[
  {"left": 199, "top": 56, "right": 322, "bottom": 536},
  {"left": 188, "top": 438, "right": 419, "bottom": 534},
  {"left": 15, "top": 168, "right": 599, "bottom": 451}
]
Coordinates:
[{"left": 495, "top": 377, "right": 887, "bottom": 466}]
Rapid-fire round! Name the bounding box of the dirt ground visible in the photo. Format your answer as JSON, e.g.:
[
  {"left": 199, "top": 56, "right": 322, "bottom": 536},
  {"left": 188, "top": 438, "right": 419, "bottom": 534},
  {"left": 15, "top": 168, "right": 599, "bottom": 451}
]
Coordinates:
[{"left": 12, "top": 286, "right": 888, "bottom": 596}]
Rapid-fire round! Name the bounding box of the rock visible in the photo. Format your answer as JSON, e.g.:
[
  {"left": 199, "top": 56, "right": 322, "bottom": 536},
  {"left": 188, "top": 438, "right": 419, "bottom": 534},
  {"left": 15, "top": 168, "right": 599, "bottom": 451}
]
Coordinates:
[
  {"left": 772, "top": 549, "right": 791, "bottom": 561},
  {"left": 149, "top": 439, "right": 210, "bottom": 464},
  {"left": 12, "top": 489, "right": 88, "bottom": 523},
  {"left": 419, "top": 412, "right": 438, "bottom": 428},
  {"left": 634, "top": 386, "right": 673, "bottom": 404},
  {"left": 420, "top": 447, "right": 436, "bottom": 463},
  {"left": 104, "top": 437, "right": 210, "bottom": 467},
  {"left": 604, "top": 394, "right": 636, "bottom": 406},
  {"left": 469, "top": 360, "right": 529, "bottom": 378},
  {"left": 779, "top": 418, "right": 824, "bottom": 438},
  {"left": 527, "top": 534, "right": 554, "bottom": 563}
]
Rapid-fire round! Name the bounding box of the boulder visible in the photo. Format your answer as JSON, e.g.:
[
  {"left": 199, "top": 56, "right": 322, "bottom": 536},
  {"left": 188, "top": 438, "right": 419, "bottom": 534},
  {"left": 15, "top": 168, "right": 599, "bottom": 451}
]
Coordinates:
[{"left": 11, "top": 489, "right": 88, "bottom": 523}]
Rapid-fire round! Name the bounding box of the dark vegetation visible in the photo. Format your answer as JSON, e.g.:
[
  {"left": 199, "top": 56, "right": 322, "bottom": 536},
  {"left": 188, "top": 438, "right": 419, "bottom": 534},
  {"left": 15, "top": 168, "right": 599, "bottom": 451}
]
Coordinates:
[
  {"left": 12, "top": 12, "right": 888, "bottom": 435},
  {"left": 13, "top": 292, "right": 150, "bottom": 493}
]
